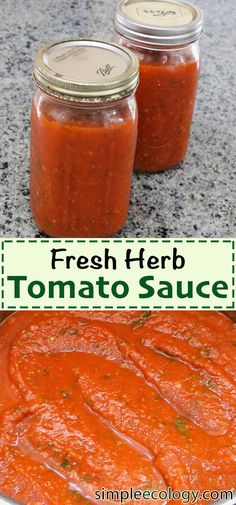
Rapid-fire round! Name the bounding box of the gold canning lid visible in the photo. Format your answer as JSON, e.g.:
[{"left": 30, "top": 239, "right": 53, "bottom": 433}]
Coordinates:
[
  {"left": 114, "top": 0, "right": 203, "bottom": 47},
  {"left": 34, "top": 39, "right": 139, "bottom": 102}
]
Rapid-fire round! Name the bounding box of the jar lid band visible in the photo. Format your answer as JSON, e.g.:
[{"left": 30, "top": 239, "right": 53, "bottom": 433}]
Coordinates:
[
  {"left": 34, "top": 39, "right": 139, "bottom": 102},
  {"left": 114, "top": 0, "right": 203, "bottom": 47}
]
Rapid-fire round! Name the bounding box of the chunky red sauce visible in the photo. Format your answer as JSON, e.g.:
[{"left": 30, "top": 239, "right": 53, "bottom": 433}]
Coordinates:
[
  {"left": 30, "top": 93, "right": 137, "bottom": 237},
  {"left": 0, "top": 311, "right": 235, "bottom": 504},
  {"left": 135, "top": 53, "right": 199, "bottom": 172}
]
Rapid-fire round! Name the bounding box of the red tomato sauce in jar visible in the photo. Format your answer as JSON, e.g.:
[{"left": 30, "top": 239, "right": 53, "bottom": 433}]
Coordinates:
[
  {"left": 114, "top": 0, "right": 203, "bottom": 172},
  {"left": 30, "top": 40, "right": 139, "bottom": 237},
  {"left": 135, "top": 52, "right": 199, "bottom": 171},
  {"left": 30, "top": 95, "right": 137, "bottom": 237},
  {"left": 0, "top": 310, "right": 235, "bottom": 505}
]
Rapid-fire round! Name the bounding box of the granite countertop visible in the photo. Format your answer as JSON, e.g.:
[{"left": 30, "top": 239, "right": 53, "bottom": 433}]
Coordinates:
[{"left": 1, "top": 0, "right": 236, "bottom": 238}]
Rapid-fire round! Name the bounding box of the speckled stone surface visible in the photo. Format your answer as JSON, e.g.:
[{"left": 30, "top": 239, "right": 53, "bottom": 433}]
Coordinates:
[{"left": 0, "top": 0, "right": 236, "bottom": 237}]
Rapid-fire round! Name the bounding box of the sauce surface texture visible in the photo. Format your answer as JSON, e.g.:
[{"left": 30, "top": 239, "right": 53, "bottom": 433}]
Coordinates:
[{"left": 0, "top": 310, "right": 235, "bottom": 504}]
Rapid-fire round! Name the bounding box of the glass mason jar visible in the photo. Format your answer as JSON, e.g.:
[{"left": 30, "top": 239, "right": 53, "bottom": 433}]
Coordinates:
[
  {"left": 30, "top": 40, "right": 139, "bottom": 237},
  {"left": 114, "top": 0, "right": 203, "bottom": 172}
]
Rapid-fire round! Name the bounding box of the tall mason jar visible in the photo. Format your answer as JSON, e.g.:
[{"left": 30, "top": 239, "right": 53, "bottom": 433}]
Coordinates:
[
  {"left": 30, "top": 40, "right": 139, "bottom": 237},
  {"left": 114, "top": 0, "right": 203, "bottom": 172}
]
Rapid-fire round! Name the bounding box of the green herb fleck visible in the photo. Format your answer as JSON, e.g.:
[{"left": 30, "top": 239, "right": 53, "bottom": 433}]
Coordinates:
[
  {"left": 60, "top": 326, "right": 78, "bottom": 336},
  {"left": 61, "top": 455, "right": 70, "bottom": 468},
  {"left": 175, "top": 416, "right": 189, "bottom": 435},
  {"left": 200, "top": 348, "right": 215, "bottom": 359},
  {"left": 131, "top": 311, "right": 151, "bottom": 329},
  {"left": 102, "top": 374, "right": 111, "bottom": 380},
  {"left": 70, "top": 491, "right": 90, "bottom": 503},
  {"left": 82, "top": 473, "right": 90, "bottom": 482},
  {"left": 86, "top": 398, "right": 94, "bottom": 407}
]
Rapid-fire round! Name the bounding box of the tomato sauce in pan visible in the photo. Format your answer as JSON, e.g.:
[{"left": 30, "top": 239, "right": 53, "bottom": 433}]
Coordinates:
[{"left": 0, "top": 311, "right": 235, "bottom": 504}]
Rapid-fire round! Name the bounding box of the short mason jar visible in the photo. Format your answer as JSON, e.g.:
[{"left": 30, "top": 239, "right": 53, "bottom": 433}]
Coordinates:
[
  {"left": 114, "top": 0, "right": 203, "bottom": 172},
  {"left": 30, "top": 40, "right": 139, "bottom": 237}
]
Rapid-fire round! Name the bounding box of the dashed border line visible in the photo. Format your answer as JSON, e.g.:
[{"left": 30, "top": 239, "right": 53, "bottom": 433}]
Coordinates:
[{"left": 1, "top": 239, "right": 235, "bottom": 311}]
